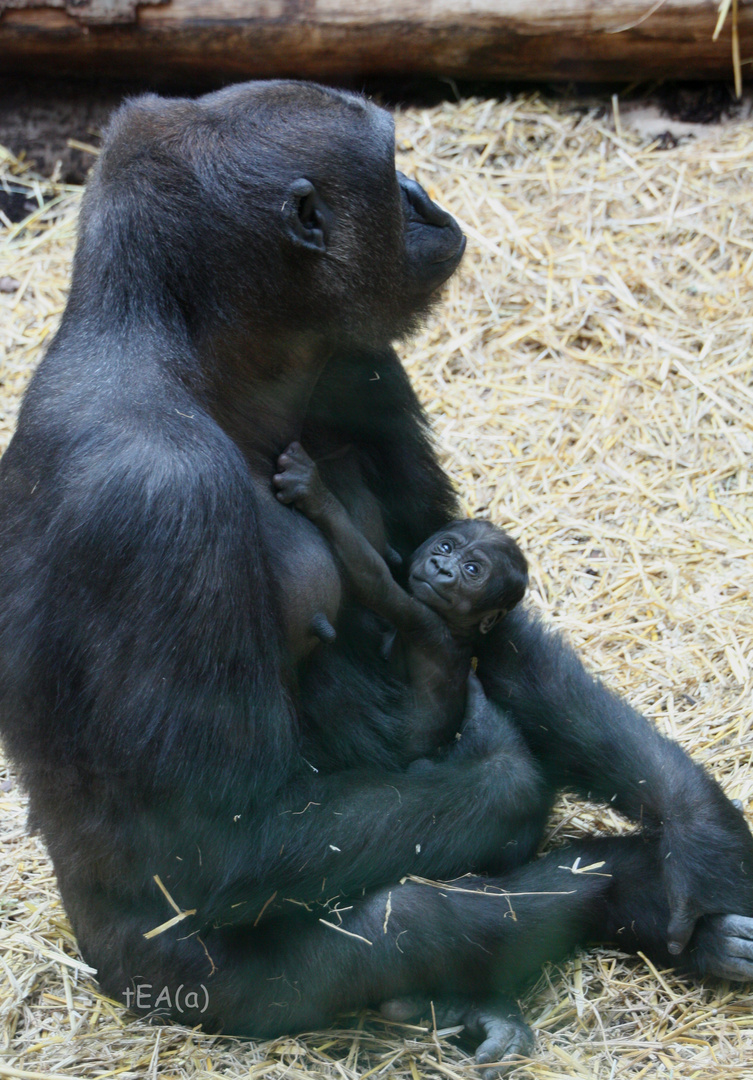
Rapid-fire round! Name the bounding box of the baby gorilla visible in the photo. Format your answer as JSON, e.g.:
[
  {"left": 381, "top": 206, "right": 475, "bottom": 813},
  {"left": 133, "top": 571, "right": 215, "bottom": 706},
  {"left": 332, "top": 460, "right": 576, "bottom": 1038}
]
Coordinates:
[{"left": 274, "top": 442, "right": 528, "bottom": 755}]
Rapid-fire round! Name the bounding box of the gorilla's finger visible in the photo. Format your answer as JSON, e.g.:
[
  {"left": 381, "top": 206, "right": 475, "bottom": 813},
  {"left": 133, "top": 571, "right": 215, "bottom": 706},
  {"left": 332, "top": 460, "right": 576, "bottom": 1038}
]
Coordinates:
[
  {"left": 705, "top": 955, "right": 753, "bottom": 981},
  {"left": 713, "top": 914, "right": 753, "bottom": 941},
  {"left": 474, "top": 1009, "right": 535, "bottom": 1079},
  {"left": 668, "top": 903, "right": 697, "bottom": 955}
]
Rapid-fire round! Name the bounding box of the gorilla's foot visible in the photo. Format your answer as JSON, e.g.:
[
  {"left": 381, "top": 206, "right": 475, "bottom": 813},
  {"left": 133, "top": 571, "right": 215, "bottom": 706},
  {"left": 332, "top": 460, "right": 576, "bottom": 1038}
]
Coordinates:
[{"left": 380, "top": 995, "right": 534, "bottom": 1076}]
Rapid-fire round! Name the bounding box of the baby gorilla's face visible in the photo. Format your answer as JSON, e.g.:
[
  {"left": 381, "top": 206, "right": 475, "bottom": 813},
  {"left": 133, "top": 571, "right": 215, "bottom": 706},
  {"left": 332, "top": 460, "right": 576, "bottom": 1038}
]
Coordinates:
[{"left": 408, "top": 520, "right": 511, "bottom": 634}]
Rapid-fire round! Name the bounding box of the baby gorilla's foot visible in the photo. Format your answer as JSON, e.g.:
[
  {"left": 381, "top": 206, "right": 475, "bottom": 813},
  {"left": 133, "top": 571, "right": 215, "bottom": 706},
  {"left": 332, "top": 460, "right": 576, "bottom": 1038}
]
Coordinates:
[
  {"left": 380, "top": 995, "right": 534, "bottom": 1076},
  {"left": 470, "top": 1004, "right": 535, "bottom": 1078}
]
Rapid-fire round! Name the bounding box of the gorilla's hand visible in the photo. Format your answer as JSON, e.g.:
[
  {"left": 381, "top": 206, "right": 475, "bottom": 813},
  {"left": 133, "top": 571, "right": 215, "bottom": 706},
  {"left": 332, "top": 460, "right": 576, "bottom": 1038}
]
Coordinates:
[
  {"left": 274, "top": 442, "right": 328, "bottom": 516},
  {"left": 688, "top": 914, "right": 753, "bottom": 981},
  {"left": 658, "top": 790, "right": 753, "bottom": 967}
]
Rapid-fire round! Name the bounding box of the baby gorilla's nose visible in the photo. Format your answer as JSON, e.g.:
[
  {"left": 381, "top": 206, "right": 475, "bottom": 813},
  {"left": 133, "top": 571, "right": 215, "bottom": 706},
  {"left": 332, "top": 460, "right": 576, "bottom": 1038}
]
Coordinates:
[{"left": 429, "top": 555, "right": 455, "bottom": 578}]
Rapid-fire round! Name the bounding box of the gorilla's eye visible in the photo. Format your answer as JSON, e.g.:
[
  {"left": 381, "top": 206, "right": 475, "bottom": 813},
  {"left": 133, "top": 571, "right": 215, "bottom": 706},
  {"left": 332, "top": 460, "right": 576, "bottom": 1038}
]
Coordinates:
[
  {"left": 438, "top": 540, "right": 453, "bottom": 554},
  {"left": 465, "top": 562, "right": 480, "bottom": 576}
]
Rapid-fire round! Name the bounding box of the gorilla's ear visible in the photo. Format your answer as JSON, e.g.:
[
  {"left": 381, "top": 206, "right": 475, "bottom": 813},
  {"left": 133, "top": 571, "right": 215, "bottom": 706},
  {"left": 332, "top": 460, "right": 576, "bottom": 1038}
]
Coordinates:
[
  {"left": 283, "top": 179, "right": 329, "bottom": 253},
  {"left": 479, "top": 610, "right": 504, "bottom": 635}
]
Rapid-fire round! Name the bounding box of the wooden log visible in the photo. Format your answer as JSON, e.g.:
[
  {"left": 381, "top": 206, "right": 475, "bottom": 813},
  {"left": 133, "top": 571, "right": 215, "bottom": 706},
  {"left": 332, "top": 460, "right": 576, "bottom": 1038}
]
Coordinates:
[{"left": 0, "top": 0, "right": 748, "bottom": 85}]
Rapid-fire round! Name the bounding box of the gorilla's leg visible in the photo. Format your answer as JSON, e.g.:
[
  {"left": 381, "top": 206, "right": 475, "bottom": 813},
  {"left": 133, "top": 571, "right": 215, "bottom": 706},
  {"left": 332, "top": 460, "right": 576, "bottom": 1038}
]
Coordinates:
[
  {"left": 478, "top": 607, "right": 753, "bottom": 957},
  {"left": 71, "top": 834, "right": 753, "bottom": 1042}
]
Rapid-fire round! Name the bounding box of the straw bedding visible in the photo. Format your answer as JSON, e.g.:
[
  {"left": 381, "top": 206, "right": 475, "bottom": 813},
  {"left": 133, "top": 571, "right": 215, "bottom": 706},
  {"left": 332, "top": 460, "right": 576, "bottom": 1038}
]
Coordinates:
[{"left": 0, "top": 90, "right": 752, "bottom": 1079}]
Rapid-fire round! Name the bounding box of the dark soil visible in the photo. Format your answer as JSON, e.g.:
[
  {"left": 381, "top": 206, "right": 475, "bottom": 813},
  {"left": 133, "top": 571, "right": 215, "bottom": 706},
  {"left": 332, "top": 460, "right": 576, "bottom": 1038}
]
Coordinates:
[{"left": 0, "top": 75, "right": 742, "bottom": 184}]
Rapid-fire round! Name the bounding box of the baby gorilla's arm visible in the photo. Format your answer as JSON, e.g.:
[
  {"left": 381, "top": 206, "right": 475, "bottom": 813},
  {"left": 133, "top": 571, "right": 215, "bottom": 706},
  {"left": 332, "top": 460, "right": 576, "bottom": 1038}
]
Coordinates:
[
  {"left": 274, "top": 443, "right": 441, "bottom": 639},
  {"left": 276, "top": 443, "right": 470, "bottom": 757}
]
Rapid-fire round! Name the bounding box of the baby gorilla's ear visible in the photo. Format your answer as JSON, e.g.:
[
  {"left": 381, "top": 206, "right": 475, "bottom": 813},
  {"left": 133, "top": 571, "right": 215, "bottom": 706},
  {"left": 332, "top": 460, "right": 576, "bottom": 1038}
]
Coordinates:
[{"left": 479, "top": 610, "right": 504, "bottom": 635}]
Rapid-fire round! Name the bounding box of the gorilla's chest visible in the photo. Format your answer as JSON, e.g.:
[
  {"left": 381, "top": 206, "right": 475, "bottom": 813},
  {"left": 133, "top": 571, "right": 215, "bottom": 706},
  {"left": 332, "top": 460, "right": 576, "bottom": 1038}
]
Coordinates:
[{"left": 259, "top": 448, "right": 386, "bottom": 660}]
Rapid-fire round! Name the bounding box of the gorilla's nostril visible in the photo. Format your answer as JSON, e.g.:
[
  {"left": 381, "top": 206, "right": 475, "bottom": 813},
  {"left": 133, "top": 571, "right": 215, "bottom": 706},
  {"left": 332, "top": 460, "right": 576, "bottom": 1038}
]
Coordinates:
[{"left": 398, "top": 172, "right": 452, "bottom": 227}]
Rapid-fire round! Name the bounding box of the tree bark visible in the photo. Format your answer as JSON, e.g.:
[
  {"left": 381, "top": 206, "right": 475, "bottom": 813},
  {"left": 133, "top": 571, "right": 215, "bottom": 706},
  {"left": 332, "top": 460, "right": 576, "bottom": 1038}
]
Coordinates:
[{"left": 0, "top": 0, "right": 746, "bottom": 85}]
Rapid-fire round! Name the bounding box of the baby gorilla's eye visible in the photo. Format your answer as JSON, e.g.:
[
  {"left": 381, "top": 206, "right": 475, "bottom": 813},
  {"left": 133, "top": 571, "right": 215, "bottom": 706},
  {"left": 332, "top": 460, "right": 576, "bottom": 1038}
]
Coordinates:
[
  {"left": 438, "top": 540, "right": 453, "bottom": 554},
  {"left": 464, "top": 562, "right": 480, "bottom": 576}
]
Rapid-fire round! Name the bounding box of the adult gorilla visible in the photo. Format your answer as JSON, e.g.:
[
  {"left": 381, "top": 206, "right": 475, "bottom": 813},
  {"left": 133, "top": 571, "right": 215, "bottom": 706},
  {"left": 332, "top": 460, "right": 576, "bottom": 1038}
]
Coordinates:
[{"left": 0, "top": 82, "right": 752, "bottom": 1065}]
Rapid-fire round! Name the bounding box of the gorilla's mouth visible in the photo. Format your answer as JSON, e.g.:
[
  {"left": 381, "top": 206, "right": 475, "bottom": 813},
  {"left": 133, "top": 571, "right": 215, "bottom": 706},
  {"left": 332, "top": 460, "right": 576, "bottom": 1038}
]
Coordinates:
[
  {"left": 399, "top": 171, "right": 467, "bottom": 294},
  {"left": 408, "top": 231, "right": 466, "bottom": 296},
  {"left": 410, "top": 576, "right": 451, "bottom": 607},
  {"left": 430, "top": 233, "right": 467, "bottom": 268},
  {"left": 427, "top": 231, "right": 464, "bottom": 264}
]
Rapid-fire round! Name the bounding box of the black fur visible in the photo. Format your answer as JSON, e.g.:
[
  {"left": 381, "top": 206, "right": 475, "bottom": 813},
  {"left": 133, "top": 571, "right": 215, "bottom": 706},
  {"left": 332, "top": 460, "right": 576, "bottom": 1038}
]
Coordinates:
[{"left": 1, "top": 81, "right": 752, "bottom": 1055}]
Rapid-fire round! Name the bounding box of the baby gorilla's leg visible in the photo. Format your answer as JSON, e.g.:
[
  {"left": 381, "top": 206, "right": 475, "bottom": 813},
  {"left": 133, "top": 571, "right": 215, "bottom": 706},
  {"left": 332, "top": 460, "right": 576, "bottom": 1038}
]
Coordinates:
[
  {"left": 453, "top": 670, "right": 530, "bottom": 761},
  {"left": 407, "top": 672, "right": 551, "bottom": 868},
  {"left": 407, "top": 671, "right": 529, "bottom": 771}
]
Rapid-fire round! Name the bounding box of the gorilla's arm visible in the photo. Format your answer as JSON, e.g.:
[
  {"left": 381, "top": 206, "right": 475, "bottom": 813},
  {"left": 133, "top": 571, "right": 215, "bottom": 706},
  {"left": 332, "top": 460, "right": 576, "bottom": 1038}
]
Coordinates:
[{"left": 477, "top": 605, "right": 753, "bottom": 954}]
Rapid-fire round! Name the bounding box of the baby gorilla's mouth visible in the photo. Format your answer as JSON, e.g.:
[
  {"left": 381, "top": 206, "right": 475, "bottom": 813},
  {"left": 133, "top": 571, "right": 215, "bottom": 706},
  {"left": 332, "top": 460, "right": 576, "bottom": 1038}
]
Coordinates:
[{"left": 409, "top": 576, "right": 451, "bottom": 608}]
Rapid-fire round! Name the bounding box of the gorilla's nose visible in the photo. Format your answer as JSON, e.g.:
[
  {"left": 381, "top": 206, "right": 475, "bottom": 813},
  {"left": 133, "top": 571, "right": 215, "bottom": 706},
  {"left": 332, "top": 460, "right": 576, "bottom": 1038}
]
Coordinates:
[
  {"left": 397, "top": 172, "right": 453, "bottom": 228},
  {"left": 429, "top": 556, "right": 454, "bottom": 578}
]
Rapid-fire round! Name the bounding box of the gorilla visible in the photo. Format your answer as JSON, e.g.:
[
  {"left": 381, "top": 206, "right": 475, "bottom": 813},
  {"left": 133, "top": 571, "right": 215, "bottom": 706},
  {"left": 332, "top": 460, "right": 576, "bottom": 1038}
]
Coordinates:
[{"left": 0, "top": 81, "right": 752, "bottom": 1067}]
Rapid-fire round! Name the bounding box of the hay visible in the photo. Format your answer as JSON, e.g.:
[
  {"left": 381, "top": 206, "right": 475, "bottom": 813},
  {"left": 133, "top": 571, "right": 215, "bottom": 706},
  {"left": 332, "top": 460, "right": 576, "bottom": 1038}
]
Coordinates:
[{"left": 1, "top": 89, "right": 753, "bottom": 1079}]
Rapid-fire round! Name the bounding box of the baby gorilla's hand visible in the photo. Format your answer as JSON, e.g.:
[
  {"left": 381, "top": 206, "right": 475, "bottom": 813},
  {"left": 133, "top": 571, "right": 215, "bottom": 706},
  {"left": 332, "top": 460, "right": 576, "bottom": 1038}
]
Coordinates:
[{"left": 273, "top": 442, "right": 326, "bottom": 515}]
